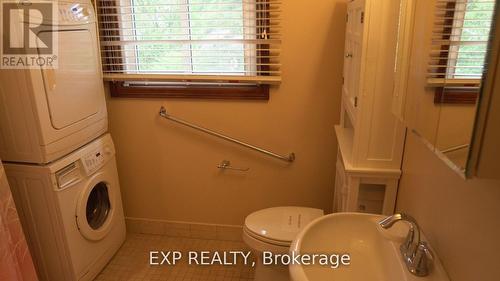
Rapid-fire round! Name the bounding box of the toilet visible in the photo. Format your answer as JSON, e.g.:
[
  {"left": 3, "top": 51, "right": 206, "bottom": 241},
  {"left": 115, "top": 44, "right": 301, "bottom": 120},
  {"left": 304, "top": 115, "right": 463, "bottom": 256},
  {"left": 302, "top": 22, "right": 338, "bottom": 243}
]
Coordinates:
[{"left": 243, "top": 207, "right": 324, "bottom": 281}]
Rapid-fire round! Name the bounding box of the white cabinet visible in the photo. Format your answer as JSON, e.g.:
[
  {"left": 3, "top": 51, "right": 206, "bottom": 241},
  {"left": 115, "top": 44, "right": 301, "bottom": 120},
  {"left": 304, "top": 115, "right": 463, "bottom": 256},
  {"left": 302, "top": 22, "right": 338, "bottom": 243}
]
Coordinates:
[
  {"left": 334, "top": 0, "right": 406, "bottom": 215},
  {"left": 333, "top": 152, "right": 400, "bottom": 215}
]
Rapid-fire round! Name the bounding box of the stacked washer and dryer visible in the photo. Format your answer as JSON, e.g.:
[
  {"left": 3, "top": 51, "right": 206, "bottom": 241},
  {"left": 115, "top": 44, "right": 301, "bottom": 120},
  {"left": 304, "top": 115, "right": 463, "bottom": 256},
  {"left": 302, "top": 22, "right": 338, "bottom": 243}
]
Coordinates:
[{"left": 0, "top": 1, "right": 125, "bottom": 281}]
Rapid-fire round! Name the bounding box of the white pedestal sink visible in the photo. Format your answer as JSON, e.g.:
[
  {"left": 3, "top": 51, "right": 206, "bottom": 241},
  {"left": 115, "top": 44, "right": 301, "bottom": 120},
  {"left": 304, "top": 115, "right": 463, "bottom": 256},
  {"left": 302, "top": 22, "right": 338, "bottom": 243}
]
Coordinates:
[{"left": 289, "top": 213, "right": 450, "bottom": 281}]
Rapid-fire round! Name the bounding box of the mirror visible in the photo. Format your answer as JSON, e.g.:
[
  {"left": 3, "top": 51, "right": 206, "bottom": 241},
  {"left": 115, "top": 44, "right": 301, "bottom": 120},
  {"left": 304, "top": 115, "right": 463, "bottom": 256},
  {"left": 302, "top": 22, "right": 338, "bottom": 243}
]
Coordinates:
[{"left": 393, "top": 0, "right": 498, "bottom": 176}]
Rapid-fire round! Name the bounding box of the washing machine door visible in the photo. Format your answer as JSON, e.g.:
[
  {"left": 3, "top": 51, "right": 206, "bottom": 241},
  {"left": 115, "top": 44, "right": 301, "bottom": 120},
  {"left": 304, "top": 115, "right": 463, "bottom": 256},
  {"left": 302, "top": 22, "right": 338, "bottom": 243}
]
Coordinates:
[{"left": 76, "top": 171, "right": 116, "bottom": 241}]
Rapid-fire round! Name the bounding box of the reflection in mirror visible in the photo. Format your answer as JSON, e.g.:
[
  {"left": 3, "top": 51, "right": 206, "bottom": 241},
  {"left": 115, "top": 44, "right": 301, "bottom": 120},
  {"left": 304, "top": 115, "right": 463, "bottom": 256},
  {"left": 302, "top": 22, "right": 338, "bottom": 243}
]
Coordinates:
[
  {"left": 430, "top": 0, "right": 495, "bottom": 170},
  {"left": 400, "top": 0, "right": 497, "bottom": 174}
]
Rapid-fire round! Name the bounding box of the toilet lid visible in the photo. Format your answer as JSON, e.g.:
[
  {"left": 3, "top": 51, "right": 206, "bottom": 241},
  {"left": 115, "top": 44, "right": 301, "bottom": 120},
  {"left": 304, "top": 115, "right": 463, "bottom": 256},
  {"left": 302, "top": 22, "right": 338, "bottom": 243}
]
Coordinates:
[{"left": 244, "top": 207, "right": 324, "bottom": 243}]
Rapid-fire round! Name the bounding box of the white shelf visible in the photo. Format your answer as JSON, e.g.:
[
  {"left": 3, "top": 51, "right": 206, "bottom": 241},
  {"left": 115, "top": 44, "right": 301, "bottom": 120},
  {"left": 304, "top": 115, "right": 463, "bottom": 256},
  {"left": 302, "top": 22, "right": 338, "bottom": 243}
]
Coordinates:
[{"left": 335, "top": 125, "right": 401, "bottom": 179}]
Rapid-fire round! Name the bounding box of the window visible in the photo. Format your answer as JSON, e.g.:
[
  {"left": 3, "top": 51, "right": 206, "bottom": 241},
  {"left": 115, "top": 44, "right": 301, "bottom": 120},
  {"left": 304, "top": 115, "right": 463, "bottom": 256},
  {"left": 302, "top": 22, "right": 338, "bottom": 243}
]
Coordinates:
[
  {"left": 428, "top": 0, "right": 496, "bottom": 104},
  {"left": 96, "top": 0, "right": 281, "bottom": 99}
]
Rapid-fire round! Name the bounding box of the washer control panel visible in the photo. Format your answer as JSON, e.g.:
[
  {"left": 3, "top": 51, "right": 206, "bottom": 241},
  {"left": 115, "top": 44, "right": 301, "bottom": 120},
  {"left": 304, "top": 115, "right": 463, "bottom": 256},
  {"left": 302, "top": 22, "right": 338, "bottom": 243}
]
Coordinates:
[
  {"left": 81, "top": 144, "right": 112, "bottom": 175},
  {"left": 54, "top": 134, "right": 115, "bottom": 190},
  {"left": 59, "top": 3, "right": 93, "bottom": 23}
]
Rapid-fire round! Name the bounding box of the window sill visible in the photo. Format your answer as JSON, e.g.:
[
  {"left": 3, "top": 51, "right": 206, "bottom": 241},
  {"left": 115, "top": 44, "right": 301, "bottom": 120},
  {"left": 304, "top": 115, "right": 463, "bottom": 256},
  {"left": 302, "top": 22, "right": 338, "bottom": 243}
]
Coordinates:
[
  {"left": 109, "top": 82, "right": 270, "bottom": 100},
  {"left": 434, "top": 87, "right": 478, "bottom": 105}
]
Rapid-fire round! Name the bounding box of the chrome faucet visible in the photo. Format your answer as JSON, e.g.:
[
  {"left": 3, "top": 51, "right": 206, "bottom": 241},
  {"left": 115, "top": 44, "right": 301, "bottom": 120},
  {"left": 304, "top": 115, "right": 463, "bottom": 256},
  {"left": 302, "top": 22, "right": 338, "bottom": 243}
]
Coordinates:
[{"left": 379, "top": 213, "right": 433, "bottom": 277}]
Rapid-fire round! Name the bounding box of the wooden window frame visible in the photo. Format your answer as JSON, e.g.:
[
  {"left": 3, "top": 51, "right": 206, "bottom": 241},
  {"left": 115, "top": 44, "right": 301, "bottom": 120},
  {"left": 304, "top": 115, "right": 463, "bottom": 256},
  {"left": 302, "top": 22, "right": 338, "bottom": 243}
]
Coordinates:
[
  {"left": 109, "top": 82, "right": 269, "bottom": 100},
  {"left": 434, "top": 87, "right": 478, "bottom": 104},
  {"left": 433, "top": 1, "right": 479, "bottom": 105},
  {"left": 99, "top": 0, "right": 272, "bottom": 100}
]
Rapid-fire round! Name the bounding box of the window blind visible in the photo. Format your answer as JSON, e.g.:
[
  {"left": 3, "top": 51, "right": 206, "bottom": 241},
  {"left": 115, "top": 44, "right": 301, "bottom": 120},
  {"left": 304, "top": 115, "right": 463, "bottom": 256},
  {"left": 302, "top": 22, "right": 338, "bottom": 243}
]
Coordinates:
[
  {"left": 95, "top": 0, "right": 281, "bottom": 85},
  {"left": 427, "top": 0, "right": 496, "bottom": 88}
]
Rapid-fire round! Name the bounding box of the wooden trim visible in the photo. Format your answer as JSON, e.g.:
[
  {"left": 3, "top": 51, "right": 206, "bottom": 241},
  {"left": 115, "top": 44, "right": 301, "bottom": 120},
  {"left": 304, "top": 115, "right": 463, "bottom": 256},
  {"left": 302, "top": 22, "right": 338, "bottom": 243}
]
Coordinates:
[
  {"left": 109, "top": 82, "right": 270, "bottom": 100},
  {"left": 434, "top": 87, "right": 478, "bottom": 104}
]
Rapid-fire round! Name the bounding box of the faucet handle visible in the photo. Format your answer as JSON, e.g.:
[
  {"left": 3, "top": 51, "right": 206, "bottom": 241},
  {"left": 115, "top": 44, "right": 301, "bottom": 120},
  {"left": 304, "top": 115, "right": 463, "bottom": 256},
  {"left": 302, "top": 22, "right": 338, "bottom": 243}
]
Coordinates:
[{"left": 411, "top": 241, "right": 434, "bottom": 276}]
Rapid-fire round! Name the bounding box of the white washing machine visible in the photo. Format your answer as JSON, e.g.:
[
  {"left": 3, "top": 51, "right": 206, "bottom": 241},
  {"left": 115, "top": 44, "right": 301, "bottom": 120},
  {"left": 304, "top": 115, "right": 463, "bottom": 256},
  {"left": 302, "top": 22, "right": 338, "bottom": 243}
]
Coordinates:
[
  {"left": 4, "top": 134, "right": 126, "bottom": 281},
  {"left": 0, "top": 0, "right": 107, "bottom": 163}
]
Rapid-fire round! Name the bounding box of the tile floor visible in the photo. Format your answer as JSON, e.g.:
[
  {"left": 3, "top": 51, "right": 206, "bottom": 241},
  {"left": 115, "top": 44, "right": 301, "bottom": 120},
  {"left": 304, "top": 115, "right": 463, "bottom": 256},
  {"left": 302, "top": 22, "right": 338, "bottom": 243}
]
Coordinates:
[{"left": 95, "top": 233, "right": 255, "bottom": 281}]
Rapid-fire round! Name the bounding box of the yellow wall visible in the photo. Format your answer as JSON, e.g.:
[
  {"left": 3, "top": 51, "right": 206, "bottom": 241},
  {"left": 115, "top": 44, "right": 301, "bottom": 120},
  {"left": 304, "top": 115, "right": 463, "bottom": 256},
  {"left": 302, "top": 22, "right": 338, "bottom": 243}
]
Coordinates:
[
  {"left": 106, "top": 1, "right": 347, "bottom": 225},
  {"left": 397, "top": 133, "right": 500, "bottom": 281}
]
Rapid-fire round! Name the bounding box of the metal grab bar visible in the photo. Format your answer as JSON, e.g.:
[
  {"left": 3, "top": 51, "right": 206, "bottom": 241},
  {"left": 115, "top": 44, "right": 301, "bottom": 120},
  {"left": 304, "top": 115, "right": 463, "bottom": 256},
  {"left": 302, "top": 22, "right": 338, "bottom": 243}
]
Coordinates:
[{"left": 159, "top": 106, "right": 296, "bottom": 162}]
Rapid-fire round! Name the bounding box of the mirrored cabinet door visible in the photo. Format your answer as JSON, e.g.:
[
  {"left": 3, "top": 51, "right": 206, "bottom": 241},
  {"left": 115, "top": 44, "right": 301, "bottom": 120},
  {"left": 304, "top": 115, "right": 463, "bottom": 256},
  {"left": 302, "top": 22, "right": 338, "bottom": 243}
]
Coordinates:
[{"left": 392, "top": 0, "right": 499, "bottom": 179}]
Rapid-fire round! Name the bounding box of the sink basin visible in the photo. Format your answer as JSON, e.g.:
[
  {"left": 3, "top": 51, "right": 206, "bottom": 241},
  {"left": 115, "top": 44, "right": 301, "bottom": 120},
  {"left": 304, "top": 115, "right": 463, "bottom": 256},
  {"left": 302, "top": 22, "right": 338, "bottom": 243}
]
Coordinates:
[{"left": 289, "top": 213, "right": 450, "bottom": 281}]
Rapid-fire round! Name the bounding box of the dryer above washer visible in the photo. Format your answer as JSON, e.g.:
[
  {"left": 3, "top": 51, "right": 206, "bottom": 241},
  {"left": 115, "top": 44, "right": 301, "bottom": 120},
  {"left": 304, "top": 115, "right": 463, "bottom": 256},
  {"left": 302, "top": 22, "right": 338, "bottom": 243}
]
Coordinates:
[{"left": 0, "top": 0, "right": 107, "bottom": 164}]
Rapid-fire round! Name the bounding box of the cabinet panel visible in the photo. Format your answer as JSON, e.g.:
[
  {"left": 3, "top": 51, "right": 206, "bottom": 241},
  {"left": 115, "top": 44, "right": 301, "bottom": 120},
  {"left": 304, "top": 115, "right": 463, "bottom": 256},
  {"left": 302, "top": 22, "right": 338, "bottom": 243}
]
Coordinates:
[
  {"left": 343, "top": 0, "right": 365, "bottom": 121},
  {"left": 334, "top": 156, "right": 347, "bottom": 212},
  {"left": 334, "top": 154, "right": 398, "bottom": 215}
]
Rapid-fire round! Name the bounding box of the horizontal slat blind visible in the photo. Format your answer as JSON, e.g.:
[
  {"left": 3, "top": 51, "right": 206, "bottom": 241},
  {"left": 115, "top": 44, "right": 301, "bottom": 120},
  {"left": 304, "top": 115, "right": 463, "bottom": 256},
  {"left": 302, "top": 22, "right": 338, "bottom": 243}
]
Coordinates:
[
  {"left": 96, "top": 0, "right": 281, "bottom": 84},
  {"left": 428, "top": 0, "right": 496, "bottom": 87}
]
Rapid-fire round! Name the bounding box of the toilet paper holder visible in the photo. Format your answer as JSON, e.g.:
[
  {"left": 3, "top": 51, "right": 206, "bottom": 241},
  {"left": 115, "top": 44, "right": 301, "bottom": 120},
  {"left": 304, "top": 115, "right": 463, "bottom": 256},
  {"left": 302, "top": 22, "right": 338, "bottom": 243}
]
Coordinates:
[{"left": 217, "top": 160, "right": 249, "bottom": 172}]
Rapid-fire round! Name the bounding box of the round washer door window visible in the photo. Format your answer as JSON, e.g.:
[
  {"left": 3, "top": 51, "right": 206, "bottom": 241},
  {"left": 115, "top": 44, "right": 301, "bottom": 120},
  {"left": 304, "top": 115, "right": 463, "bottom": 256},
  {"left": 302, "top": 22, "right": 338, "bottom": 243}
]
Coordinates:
[
  {"left": 77, "top": 175, "right": 116, "bottom": 241},
  {"left": 86, "top": 182, "right": 111, "bottom": 230}
]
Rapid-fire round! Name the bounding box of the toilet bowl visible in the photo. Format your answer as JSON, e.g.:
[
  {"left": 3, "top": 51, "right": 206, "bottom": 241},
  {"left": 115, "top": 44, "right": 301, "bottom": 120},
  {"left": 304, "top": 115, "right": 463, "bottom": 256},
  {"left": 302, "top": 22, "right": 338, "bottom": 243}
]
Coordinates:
[{"left": 243, "top": 207, "right": 324, "bottom": 281}]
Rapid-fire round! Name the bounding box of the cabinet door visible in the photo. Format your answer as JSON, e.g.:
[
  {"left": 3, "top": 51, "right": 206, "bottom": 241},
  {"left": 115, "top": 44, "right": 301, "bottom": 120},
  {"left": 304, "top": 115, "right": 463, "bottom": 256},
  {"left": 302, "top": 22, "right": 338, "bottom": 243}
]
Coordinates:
[{"left": 343, "top": 0, "right": 365, "bottom": 121}]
